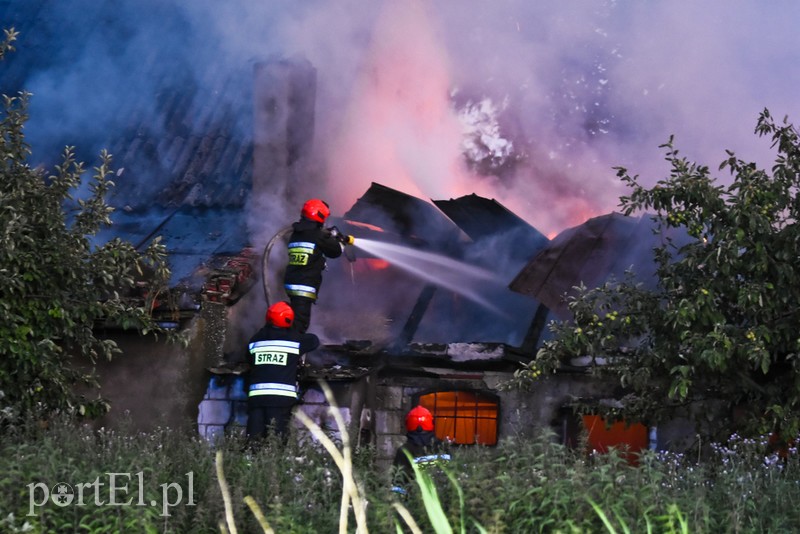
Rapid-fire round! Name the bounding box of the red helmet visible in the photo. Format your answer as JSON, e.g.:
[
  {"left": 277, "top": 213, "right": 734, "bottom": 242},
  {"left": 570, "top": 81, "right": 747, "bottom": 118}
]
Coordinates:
[
  {"left": 406, "top": 405, "right": 434, "bottom": 432},
  {"left": 266, "top": 301, "right": 294, "bottom": 328},
  {"left": 301, "top": 199, "right": 330, "bottom": 223}
]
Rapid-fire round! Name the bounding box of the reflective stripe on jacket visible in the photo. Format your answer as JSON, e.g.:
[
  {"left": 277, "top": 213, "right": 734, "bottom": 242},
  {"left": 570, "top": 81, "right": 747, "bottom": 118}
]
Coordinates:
[
  {"left": 245, "top": 325, "right": 319, "bottom": 406},
  {"left": 248, "top": 382, "right": 297, "bottom": 399},
  {"left": 284, "top": 218, "right": 343, "bottom": 292},
  {"left": 284, "top": 283, "right": 318, "bottom": 300}
]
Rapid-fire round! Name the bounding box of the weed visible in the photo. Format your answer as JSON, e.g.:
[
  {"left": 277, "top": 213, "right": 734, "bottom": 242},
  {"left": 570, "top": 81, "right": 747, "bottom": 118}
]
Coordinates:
[{"left": 2, "top": 412, "right": 799, "bottom": 532}]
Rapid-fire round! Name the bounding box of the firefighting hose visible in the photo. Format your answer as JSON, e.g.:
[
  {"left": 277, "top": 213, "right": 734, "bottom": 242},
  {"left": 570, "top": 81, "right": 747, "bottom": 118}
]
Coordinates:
[{"left": 262, "top": 225, "right": 293, "bottom": 307}]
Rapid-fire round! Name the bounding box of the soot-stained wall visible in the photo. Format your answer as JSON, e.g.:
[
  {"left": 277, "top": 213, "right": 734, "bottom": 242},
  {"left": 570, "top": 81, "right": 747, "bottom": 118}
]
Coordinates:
[{"left": 82, "top": 318, "right": 213, "bottom": 432}]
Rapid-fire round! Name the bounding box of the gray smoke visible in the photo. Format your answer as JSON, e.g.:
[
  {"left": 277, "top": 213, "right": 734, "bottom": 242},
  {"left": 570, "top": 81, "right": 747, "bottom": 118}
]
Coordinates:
[
  {"left": 7, "top": 0, "right": 800, "bottom": 345},
  {"left": 9, "top": 0, "right": 800, "bottom": 237}
]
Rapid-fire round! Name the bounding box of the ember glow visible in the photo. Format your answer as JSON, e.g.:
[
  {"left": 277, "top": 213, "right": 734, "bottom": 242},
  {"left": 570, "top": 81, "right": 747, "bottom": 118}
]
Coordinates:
[
  {"left": 344, "top": 220, "right": 385, "bottom": 233},
  {"left": 352, "top": 258, "right": 390, "bottom": 272}
]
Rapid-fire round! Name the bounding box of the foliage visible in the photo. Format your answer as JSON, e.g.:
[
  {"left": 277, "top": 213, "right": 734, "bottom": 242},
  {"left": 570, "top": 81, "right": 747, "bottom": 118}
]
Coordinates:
[
  {"left": 0, "top": 28, "right": 18, "bottom": 60},
  {"left": 524, "top": 110, "right": 800, "bottom": 439},
  {"left": 2, "top": 421, "right": 799, "bottom": 533},
  {"left": 0, "top": 29, "right": 175, "bottom": 421},
  {"left": 390, "top": 448, "right": 484, "bottom": 534}
]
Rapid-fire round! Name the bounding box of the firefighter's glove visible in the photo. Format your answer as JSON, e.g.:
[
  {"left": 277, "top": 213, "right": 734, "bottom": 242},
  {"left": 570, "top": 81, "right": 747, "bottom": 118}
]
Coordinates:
[{"left": 329, "top": 226, "right": 355, "bottom": 246}]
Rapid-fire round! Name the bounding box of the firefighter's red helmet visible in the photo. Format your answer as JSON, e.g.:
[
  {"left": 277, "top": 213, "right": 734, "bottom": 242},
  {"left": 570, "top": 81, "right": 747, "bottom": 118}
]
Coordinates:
[
  {"left": 301, "top": 198, "right": 330, "bottom": 223},
  {"left": 406, "top": 405, "right": 434, "bottom": 432},
  {"left": 266, "top": 301, "right": 294, "bottom": 328}
]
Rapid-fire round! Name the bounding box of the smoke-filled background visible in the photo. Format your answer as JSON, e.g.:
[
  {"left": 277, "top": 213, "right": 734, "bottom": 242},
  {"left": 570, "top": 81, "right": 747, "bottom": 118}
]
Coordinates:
[
  {"left": 4, "top": 0, "right": 800, "bottom": 346},
  {"left": 6, "top": 0, "right": 800, "bottom": 238},
  {"left": 217, "top": 0, "right": 800, "bottom": 237}
]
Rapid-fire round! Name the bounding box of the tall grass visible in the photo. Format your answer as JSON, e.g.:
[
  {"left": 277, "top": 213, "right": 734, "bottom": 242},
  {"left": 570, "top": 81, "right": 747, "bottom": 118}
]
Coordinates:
[{"left": 2, "top": 410, "right": 799, "bottom": 533}]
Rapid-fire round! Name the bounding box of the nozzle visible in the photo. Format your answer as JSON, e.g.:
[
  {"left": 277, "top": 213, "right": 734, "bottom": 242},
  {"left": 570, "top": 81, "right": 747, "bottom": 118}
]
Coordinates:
[{"left": 328, "top": 226, "right": 354, "bottom": 246}]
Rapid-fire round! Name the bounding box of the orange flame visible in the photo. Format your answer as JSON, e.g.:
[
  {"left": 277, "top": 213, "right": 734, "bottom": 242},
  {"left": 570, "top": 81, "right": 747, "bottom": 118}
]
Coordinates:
[{"left": 365, "top": 258, "right": 390, "bottom": 270}]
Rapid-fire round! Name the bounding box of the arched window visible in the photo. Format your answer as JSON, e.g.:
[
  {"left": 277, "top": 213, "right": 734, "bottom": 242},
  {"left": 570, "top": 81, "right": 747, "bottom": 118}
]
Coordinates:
[{"left": 418, "top": 390, "right": 499, "bottom": 445}]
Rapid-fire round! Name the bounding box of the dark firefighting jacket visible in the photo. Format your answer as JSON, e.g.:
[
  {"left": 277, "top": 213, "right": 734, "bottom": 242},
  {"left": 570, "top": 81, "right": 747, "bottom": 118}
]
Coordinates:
[
  {"left": 284, "top": 217, "right": 343, "bottom": 301},
  {"left": 245, "top": 324, "right": 320, "bottom": 407},
  {"left": 391, "top": 430, "right": 451, "bottom": 494}
]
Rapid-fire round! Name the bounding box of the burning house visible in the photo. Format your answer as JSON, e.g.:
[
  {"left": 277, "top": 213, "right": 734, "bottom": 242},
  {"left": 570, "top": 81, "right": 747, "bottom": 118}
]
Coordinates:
[
  {"left": 2, "top": 0, "right": 699, "bottom": 467},
  {"left": 196, "top": 177, "right": 674, "bottom": 466}
]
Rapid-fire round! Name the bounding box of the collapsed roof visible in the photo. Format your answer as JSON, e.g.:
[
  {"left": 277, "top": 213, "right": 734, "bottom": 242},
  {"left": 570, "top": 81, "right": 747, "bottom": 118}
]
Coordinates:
[
  {"left": 510, "top": 212, "right": 691, "bottom": 319},
  {"left": 324, "top": 183, "right": 548, "bottom": 349},
  {"left": 434, "top": 193, "right": 549, "bottom": 276}
]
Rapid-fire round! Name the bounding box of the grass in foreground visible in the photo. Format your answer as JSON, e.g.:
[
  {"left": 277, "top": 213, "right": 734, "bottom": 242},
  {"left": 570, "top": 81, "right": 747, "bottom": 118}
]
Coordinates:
[{"left": 2, "top": 405, "right": 799, "bottom": 533}]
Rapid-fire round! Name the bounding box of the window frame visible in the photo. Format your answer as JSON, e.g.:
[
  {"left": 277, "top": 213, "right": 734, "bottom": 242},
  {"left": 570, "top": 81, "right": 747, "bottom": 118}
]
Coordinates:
[{"left": 415, "top": 389, "right": 500, "bottom": 446}]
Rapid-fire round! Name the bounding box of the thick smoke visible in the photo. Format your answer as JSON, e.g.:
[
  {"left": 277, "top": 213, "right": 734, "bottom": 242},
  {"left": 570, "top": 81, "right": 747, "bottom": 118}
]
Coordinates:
[
  {"left": 189, "top": 0, "right": 800, "bottom": 237},
  {"left": 8, "top": 0, "right": 800, "bottom": 345},
  {"left": 11, "top": 0, "right": 800, "bottom": 238}
]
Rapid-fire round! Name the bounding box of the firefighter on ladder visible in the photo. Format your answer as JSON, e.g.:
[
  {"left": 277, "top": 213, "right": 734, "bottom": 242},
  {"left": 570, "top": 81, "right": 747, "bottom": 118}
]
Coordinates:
[{"left": 284, "top": 198, "right": 354, "bottom": 333}]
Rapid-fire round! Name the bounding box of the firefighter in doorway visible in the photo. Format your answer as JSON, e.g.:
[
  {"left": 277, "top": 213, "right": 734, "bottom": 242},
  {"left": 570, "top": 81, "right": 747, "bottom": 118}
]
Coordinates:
[
  {"left": 244, "top": 301, "right": 319, "bottom": 446},
  {"left": 284, "top": 198, "right": 354, "bottom": 333},
  {"left": 391, "top": 405, "right": 451, "bottom": 496}
]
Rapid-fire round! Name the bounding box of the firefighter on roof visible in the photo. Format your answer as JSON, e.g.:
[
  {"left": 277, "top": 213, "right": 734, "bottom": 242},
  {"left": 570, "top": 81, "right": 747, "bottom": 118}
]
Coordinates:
[
  {"left": 244, "top": 301, "right": 319, "bottom": 445},
  {"left": 391, "top": 405, "right": 451, "bottom": 496},
  {"left": 284, "top": 198, "right": 353, "bottom": 333}
]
